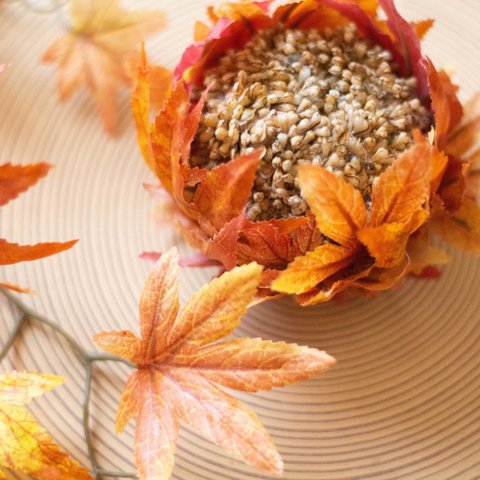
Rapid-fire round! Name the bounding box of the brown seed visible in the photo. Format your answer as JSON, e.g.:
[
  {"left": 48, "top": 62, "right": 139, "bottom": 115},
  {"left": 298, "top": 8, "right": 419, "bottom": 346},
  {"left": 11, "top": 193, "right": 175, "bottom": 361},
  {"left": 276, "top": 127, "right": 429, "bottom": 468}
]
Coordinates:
[{"left": 191, "top": 24, "right": 430, "bottom": 220}]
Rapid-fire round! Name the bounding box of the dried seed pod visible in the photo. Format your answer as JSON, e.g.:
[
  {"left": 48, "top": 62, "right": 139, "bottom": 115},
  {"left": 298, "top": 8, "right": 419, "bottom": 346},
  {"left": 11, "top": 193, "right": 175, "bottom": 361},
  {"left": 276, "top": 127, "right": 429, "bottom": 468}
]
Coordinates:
[{"left": 191, "top": 24, "right": 430, "bottom": 220}]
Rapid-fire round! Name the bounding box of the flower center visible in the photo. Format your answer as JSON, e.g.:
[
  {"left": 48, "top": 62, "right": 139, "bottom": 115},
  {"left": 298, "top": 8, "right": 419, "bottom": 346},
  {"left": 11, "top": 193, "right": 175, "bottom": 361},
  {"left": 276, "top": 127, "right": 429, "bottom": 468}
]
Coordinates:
[{"left": 190, "top": 24, "right": 431, "bottom": 220}]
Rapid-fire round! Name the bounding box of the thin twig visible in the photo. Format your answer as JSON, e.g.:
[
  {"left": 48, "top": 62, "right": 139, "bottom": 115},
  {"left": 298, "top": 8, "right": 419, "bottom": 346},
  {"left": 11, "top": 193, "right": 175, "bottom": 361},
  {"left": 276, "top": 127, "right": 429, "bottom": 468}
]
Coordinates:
[
  {"left": 1, "top": 288, "right": 85, "bottom": 355},
  {"left": 87, "top": 353, "right": 135, "bottom": 369},
  {"left": 0, "top": 313, "right": 27, "bottom": 363},
  {"left": 0, "top": 288, "right": 137, "bottom": 478},
  {"left": 83, "top": 359, "right": 101, "bottom": 478},
  {"left": 95, "top": 470, "right": 137, "bottom": 479}
]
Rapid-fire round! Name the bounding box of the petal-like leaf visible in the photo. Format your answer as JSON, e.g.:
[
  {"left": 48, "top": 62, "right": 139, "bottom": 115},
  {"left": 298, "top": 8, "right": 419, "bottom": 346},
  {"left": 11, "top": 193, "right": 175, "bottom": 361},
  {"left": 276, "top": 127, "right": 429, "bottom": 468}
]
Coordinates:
[
  {"left": 0, "top": 163, "right": 50, "bottom": 207},
  {"left": 424, "top": 58, "right": 463, "bottom": 150},
  {"left": 0, "top": 282, "right": 32, "bottom": 294},
  {"left": 140, "top": 249, "right": 180, "bottom": 360},
  {"left": 414, "top": 19, "right": 434, "bottom": 39},
  {"left": 206, "top": 214, "right": 246, "bottom": 269},
  {"left": 116, "top": 371, "right": 142, "bottom": 433},
  {"left": 132, "top": 47, "right": 156, "bottom": 175},
  {"left": 272, "top": 243, "right": 357, "bottom": 294},
  {"left": 466, "top": 149, "right": 480, "bottom": 198},
  {"left": 350, "top": 255, "right": 410, "bottom": 291},
  {"left": 358, "top": 210, "right": 428, "bottom": 268},
  {"left": 194, "top": 151, "right": 261, "bottom": 231},
  {"left": 298, "top": 164, "right": 366, "bottom": 248},
  {"left": 296, "top": 263, "right": 374, "bottom": 306},
  {"left": 0, "top": 372, "right": 92, "bottom": 479},
  {"left": 93, "top": 331, "right": 141, "bottom": 364},
  {"left": 369, "top": 136, "right": 431, "bottom": 227},
  {"left": 0, "top": 372, "right": 62, "bottom": 406},
  {"left": 0, "top": 239, "right": 77, "bottom": 265},
  {"left": 379, "top": 0, "right": 428, "bottom": 98},
  {"left": 436, "top": 156, "right": 469, "bottom": 213},
  {"left": 170, "top": 338, "right": 336, "bottom": 392},
  {"left": 163, "top": 369, "right": 283, "bottom": 475},
  {"left": 165, "top": 263, "right": 262, "bottom": 356},
  {"left": 149, "top": 82, "right": 189, "bottom": 193},
  {"left": 236, "top": 216, "right": 316, "bottom": 268},
  {"left": 134, "top": 370, "right": 178, "bottom": 480}
]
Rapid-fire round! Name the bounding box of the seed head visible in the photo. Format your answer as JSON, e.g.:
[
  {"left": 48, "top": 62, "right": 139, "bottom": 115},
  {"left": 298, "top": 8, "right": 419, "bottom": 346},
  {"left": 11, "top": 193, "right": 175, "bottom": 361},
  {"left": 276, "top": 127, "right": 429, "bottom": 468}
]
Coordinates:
[{"left": 190, "top": 24, "right": 431, "bottom": 221}]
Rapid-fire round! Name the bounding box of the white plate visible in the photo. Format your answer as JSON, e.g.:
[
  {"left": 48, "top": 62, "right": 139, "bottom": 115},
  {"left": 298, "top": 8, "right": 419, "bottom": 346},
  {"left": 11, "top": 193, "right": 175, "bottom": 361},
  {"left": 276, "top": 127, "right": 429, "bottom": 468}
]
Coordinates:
[{"left": 1, "top": 0, "right": 479, "bottom": 478}]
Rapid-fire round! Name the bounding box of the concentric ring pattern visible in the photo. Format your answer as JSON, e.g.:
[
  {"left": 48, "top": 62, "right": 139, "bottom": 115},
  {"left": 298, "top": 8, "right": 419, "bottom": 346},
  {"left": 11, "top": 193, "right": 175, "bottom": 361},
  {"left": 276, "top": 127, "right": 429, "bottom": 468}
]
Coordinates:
[{"left": 1, "top": 1, "right": 479, "bottom": 479}]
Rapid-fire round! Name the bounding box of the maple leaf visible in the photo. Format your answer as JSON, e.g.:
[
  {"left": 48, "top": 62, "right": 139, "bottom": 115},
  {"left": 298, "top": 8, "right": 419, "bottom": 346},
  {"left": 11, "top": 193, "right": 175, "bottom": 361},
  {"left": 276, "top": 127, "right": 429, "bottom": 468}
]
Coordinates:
[
  {"left": 273, "top": 135, "right": 434, "bottom": 301},
  {"left": 0, "top": 163, "right": 77, "bottom": 292},
  {"left": 0, "top": 372, "right": 92, "bottom": 479},
  {"left": 42, "top": 0, "right": 166, "bottom": 134},
  {"left": 94, "top": 248, "right": 335, "bottom": 479},
  {"left": 0, "top": 163, "right": 50, "bottom": 207}
]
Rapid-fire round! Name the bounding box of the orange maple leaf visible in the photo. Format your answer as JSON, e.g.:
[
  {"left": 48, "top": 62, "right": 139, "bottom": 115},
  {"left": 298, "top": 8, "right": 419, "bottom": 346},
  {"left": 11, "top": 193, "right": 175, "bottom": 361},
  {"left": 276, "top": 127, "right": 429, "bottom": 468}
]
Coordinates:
[
  {"left": 0, "top": 163, "right": 77, "bottom": 293},
  {"left": 42, "top": 0, "right": 166, "bottom": 135},
  {"left": 273, "top": 135, "right": 435, "bottom": 301},
  {"left": 0, "top": 372, "right": 92, "bottom": 479},
  {"left": 94, "top": 248, "right": 336, "bottom": 479}
]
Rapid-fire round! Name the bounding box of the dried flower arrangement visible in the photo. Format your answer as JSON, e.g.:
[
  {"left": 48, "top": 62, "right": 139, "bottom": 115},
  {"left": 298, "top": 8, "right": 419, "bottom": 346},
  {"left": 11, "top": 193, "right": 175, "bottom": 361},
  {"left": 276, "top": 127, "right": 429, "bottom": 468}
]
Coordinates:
[
  {"left": 1, "top": 1, "right": 480, "bottom": 479},
  {"left": 134, "top": 0, "right": 480, "bottom": 306}
]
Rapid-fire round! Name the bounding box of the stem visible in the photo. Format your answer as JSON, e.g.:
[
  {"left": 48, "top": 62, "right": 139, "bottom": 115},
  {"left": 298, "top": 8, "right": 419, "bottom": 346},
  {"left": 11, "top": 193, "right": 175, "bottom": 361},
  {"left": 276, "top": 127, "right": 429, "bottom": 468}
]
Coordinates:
[
  {"left": 0, "top": 313, "right": 27, "bottom": 363},
  {"left": 87, "top": 353, "right": 135, "bottom": 369},
  {"left": 95, "top": 471, "right": 137, "bottom": 479},
  {"left": 83, "top": 360, "right": 99, "bottom": 474},
  {"left": 1, "top": 288, "right": 85, "bottom": 356},
  {"left": 0, "top": 288, "right": 137, "bottom": 478}
]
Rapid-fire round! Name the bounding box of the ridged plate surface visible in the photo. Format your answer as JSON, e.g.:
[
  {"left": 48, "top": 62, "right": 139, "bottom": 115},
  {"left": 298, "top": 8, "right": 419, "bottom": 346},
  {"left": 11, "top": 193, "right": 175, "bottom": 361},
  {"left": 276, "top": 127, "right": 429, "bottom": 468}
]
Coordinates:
[{"left": 0, "top": 1, "right": 479, "bottom": 479}]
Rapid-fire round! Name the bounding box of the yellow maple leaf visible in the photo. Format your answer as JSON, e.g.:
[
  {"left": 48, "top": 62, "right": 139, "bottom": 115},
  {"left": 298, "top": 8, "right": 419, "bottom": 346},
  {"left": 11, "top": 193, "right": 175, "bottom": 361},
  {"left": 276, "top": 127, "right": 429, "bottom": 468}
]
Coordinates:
[
  {"left": 0, "top": 372, "right": 92, "bottom": 479},
  {"left": 43, "top": 0, "right": 166, "bottom": 134}
]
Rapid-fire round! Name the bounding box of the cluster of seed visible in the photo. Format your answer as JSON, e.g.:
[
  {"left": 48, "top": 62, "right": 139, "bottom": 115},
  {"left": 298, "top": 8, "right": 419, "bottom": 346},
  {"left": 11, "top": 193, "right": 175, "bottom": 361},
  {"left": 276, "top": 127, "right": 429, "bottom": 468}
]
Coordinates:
[{"left": 190, "top": 24, "right": 431, "bottom": 220}]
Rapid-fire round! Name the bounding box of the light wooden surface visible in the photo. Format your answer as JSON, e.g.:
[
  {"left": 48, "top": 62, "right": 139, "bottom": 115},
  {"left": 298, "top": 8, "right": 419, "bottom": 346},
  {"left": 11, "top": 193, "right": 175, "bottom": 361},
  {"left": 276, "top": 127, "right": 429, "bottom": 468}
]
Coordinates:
[{"left": 1, "top": 1, "right": 479, "bottom": 478}]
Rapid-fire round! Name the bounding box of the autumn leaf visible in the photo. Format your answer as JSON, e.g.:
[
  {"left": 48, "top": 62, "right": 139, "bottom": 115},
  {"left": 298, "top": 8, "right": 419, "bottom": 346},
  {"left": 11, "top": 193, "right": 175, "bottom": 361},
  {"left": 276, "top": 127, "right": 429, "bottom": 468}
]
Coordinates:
[
  {"left": 0, "top": 239, "right": 77, "bottom": 265},
  {"left": 424, "top": 58, "right": 463, "bottom": 150},
  {"left": 272, "top": 243, "right": 357, "bottom": 295},
  {"left": 206, "top": 214, "right": 246, "bottom": 269},
  {"left": 274, "top": 135, "right": 434, "bottom": 298},
  {"left": 0, "top": 372, "right": 92, "bottom": 479},
  {"left": 94, "top": 248, "right": 335, "bottom": 479},
  {"left": 367, "top": 135, "right": 431, "bottom": 227},
  {"left": 0, "top": 163, "right": 50, "bottom": 207},
  {"left": 414, "top": 19, "right": 434, "bottom": 39},
  {"left": 194, "top": 151, "right": 261, "bottom": 231},
  {"left": 297, "top": 164, "right": 366, "bottom": 249},
  {"left": 236, "top": 216, "right": 316, "bottom": 268},
  {"left": 271, "top": 164, "right": 365, "bottom": 295},
  {"left": 357, "top": 135, "right": 432, "bottom": 267},
  {"left": 0, "top": 162, "right": 77, "bottom": 292},
  {"left": 43, "top": 0, "right": 166, "bottom": 134},
  {"left": 379, "top": 0, "right": 428, "bottom": 98}
]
